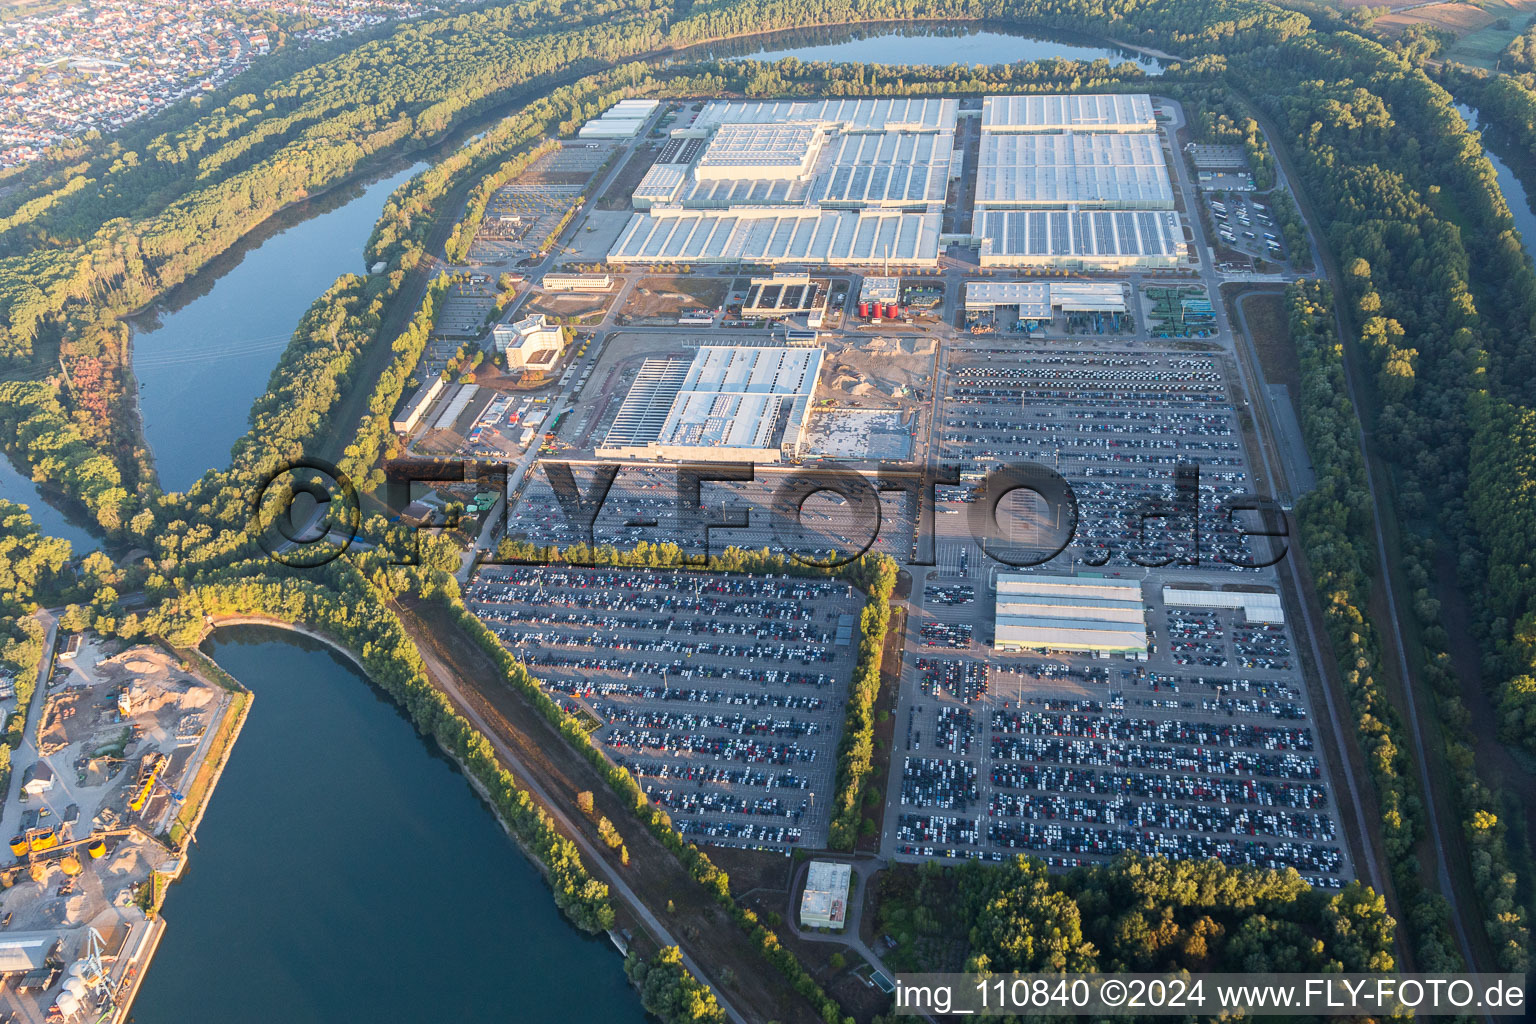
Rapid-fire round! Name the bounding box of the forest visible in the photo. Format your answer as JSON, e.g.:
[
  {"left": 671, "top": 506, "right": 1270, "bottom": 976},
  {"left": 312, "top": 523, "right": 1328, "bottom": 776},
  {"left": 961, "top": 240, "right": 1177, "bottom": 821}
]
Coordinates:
[{"left": 871, "top": 854, "right": 1395, "bottom": 982}]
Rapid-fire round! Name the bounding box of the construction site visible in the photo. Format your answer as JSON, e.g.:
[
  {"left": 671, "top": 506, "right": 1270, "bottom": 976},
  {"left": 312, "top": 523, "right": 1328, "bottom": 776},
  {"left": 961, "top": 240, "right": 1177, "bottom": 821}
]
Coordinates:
[{"left": 0, "top": 636, "right": 242, "bottom": 1024}]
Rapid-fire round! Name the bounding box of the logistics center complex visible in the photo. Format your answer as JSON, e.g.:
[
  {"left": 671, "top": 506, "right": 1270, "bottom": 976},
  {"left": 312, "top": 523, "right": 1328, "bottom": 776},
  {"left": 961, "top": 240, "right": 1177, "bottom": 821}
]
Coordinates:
[
  {"left": 608, "top": 93, "right": 1185, "bottom": 270},
  {"left": 466, "top": 87, "right": 1350, "bottom": 885}
]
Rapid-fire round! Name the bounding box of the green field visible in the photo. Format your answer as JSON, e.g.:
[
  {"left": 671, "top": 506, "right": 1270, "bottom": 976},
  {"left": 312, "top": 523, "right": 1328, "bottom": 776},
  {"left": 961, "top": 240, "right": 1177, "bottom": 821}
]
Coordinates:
[{"left": 1448, "top": 4, "right": 1536, "bottom": 66}]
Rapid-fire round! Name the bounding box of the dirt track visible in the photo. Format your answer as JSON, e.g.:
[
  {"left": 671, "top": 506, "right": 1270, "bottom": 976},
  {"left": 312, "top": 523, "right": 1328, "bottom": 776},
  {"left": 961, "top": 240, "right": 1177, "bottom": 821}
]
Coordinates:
[{"left": 396, "top": 596, "right": 829, "bottom": 1024}]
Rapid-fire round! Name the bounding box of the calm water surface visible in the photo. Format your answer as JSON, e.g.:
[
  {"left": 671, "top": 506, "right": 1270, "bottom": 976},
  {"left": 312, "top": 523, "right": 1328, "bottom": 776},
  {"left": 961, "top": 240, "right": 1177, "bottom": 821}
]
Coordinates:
[
  {"left": 1459, "top": 103, "right": 1536, "bottom": 267},
  {"left": 711, "top": 25, "right": 1164, "bottom": 72},
  {"left": 0, "top": 456, "right": 102, "bottom": 552},
  {"left": 131, "top": 163, "right": 424, "bottom": 494},
  {"left": 130, "top": 628, "right": 647, "bottom": 1024}
]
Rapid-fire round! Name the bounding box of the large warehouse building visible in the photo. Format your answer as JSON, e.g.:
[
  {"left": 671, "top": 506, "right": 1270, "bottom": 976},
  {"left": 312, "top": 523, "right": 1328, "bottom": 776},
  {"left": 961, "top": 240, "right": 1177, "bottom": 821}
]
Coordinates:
[
  {"left": 609, "top": 93, "right": 1184, "bottom": 270},
  {"left": 611, "top": 98, "right": 955, "bottom": 266},
  {"left": 995, "top": 573, "right": 1149, "bottom": 655},
  {"left": 597, "top": 345, "right": 823, "bottom": 463},
  {"left": 971, "top": 94, "right": 1185, "bottom": 270}
]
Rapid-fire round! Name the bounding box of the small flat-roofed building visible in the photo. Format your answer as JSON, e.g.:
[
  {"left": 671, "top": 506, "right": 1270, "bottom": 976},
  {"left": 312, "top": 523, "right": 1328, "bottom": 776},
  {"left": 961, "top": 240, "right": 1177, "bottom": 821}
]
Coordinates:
[
  {"left": 542, "top": 273, "right": 611, "bottom": 292},
  {"left": 597, "top": 345, "right": 823, "bottom": 463},
  {"left": 392, "top": 378, "right": 445, "bottom": 434},
  {"left": 1162, "top": 586, "right": 1284, "bottom": 624},
  {"left": 965, "top": 281, "right": 1052, "bottom": 319},
  {"left": 1050, "top": 281, "right": 1127, "bottom": 314},
  {"left": 858, "top": 276, "right": 901, "bottom": 307},
  {"left": 1186, "top": 143, "right": 1249, "bottom": 171},
  {"left": 0, "top": 934, "right": 54, "bottom": 974},
  {"left": 799, "top": 860, "right": 852, "bottom": 930},
  {"left": 965, "top": 280, "right": 1125, "bottom": 320},
  {"left": 492, "top": 313, "right": 564, "bottom": 368},
  {"left": 995, "top": 573, "right": 1148, "bottom": 655},
  {"left": 742, "top": 273, "right": 828, "bottom": 319}
]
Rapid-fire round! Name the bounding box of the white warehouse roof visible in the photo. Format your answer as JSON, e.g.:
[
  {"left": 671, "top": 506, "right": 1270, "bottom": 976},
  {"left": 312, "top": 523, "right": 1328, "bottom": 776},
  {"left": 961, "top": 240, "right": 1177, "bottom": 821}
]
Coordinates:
[
  {"left": 815, "top": 131, "right": 954, "bottom": 206},
  {"left": 693, "top": 97, "right": 958, "bottom": 133},
  {"left": 598, "top": 346, "right": 823, "bottom": 462},
  {"left": 633, "top": 164, "right": 687, "bottom": 204},
  {"left": 974, "top": 208, "right": 1183, "bottom": 265},
  {"left": 982, "top": 94, "right": 1155, "bottom": 132},
  {"left": 696, "top": 122, "right": 823, "bottom": 180},
  {"left": 995, "top": 573, "right": 1148, "bottom": 654},
  {"left": 610, "top": 208, "right": 940, "bottom": 265},
  {"left": 1162, "top": 587, "right": 1285, "bottom": 624},
  {"left": 977, "top": 131, "right": 1172, "bottom": 207},
  {"left": 966, "top": 281, "right": 1051, "bottom": 317}
]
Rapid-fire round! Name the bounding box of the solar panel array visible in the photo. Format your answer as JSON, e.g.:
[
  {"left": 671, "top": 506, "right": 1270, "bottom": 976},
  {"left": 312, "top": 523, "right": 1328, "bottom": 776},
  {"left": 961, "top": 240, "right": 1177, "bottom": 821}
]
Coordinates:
[
  {"left": 976, "top": 132, "right": 1173, "bottom": 208},
  {"left": 973, "top": 209, "right": 1182, "bottom": 260},
  {"left": 815, "top": 131, "right": 954, "bottom": 207},
  {"left": 610, "top": 208, "right": 941, "bottom": 264}
]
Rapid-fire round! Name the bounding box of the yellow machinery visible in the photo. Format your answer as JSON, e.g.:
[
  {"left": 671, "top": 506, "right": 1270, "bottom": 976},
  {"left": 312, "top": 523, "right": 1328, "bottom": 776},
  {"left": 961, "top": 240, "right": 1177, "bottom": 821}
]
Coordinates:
[
  {"left": 4, "top": 825, "right": 153, "bottom": 884},
  {"left": 8, "top": 827, "right": 57, "bottom": 856},
  {"left": 129, "top": 754, "right": 167, "bottom": 814}
]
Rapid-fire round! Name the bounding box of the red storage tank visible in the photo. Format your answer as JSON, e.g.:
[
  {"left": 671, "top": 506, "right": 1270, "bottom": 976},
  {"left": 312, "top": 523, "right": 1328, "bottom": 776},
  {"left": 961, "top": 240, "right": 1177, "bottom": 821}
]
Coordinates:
[
  {"left": 885, "top": 303, "right": 898, "bottom": 319},
  {"left": 858, "top": 302, "right": 869, "bottom": 318}
]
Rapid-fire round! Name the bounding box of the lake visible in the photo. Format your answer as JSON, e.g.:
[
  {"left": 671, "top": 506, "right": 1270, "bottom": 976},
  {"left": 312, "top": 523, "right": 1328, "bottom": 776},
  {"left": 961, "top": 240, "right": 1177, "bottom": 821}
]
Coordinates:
[
  {"left": 1459, "top": 103, "right": 1536, "bottom": 266},
  {"left": 697, "top": 24, "right": 1165, "bottom": 73},
  {"left": 0, "top": 455, "right": 103, "bottom": 553},
  {"left": 130, "top": 627, "right": 647, "bottom": 1024},
  {"left": 130, "top": 163, "right": 425, "bottom": 495}
]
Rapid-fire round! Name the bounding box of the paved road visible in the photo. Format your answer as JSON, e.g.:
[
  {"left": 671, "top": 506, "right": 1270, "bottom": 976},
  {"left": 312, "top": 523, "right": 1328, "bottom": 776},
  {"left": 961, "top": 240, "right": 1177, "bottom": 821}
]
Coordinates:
[{"left": 4, "top": 609, "right": 58, "bottom": 817}]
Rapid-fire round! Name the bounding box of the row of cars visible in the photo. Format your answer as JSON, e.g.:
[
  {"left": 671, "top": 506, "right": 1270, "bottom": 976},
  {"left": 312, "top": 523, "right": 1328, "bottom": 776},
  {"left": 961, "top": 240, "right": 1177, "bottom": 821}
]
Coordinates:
[{"left": 468, "top": 564, "right": 862, "bottom": 852}]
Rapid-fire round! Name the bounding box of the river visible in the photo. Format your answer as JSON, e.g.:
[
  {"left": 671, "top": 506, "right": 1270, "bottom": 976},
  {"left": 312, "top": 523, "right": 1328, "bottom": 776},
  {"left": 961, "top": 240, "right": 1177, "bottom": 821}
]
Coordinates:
[
  {"left": 699, "top": 24, "right": 1164, "bottom": 73},
  {"left": 130, "top": 627, "right": 647, "bottom": 1024},
  {"left": 1459, "top": 102, "right": 1536, "bottom": 266},
  {"left": 130, "top": 163, "right": 425, "bottom": 495}
]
